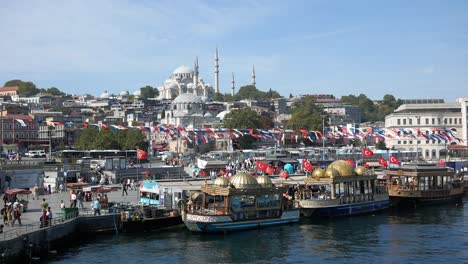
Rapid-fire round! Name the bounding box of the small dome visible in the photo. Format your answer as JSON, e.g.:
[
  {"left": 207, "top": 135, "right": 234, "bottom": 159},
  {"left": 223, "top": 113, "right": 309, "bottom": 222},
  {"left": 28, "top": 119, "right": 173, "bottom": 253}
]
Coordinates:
[
  {"left": 230, "top": 172, "right": 259, "bottom": 189},
  {"left": 173, "top": 93, "right": 203, "bottom": 104},
  {"left": 312, "top": 168, "right": 326, "bottom": 178},
  {"left": 327, "top": 160, "right": 355, "bottom": 177},
  {"left": 204, "top": 112, "right": 212, "bottom": 117},
  {"left": 216, "top": 110, "right": 230, "bottom": 120},
  {"left": 119, "top": 91, "right": 129, "bottom": 96},
  {"left": 256, "top": 175, "right": 273, "bottom": 187},
  {"left": 166, "top": 82, "right": 178, "bottom": 88},
  {"left": 173, "top": 65, "right": 193, "bottom": 75},
  {"left": 213, "top": 177, "right": 230, "bottom": 188},
  {"left": 355, "top": 166, "right": 368, "bottom": 176}
]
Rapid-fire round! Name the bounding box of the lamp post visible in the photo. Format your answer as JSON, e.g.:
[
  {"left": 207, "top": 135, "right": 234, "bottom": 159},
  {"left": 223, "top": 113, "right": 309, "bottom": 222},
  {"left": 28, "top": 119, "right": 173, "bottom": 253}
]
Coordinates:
[{"left": 321, "top": 115, "right": 326, "bottom": 160}]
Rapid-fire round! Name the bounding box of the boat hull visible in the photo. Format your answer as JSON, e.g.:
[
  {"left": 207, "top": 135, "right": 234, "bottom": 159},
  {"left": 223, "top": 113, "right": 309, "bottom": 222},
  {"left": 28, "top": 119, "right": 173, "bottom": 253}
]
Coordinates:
[
  {"left": 183, "top": 209, "right": 300, "bottom": 233},
  {"left": 390, "top": 193, "right": 464, "bottom": 207},
  {"left": 120, "top": 215, "right": 183, "bottom": 233},
  {"left": 301, "top": 199, "right": 389, "bottom": 217}
]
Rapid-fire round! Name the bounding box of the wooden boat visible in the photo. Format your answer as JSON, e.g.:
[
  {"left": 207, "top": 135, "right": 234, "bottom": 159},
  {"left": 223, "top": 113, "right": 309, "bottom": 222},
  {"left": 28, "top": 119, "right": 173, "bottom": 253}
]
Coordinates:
[
  {"left": 119, "top": 206, "right": 182, "bottom": 232},
  {"left": 295, "top": 160, "right": 389, "bottom": 217},
  {"left": 386, "top": 162, "right": 464, "bottom": 207},
  {"left": 181, "top": 173, "right": 300, "bottom": 233}
]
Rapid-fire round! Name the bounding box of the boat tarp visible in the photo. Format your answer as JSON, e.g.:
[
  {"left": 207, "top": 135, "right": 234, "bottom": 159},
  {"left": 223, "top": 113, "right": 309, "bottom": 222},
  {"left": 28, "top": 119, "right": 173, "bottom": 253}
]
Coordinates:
[{"left": 140, "top": 180, "right": 160, "bottom": 193}]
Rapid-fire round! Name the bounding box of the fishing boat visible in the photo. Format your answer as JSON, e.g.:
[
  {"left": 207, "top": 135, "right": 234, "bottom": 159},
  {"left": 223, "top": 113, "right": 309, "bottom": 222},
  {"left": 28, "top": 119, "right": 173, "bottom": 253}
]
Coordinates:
[
  {"left": 181, "top": 173, "right": 300, "bottom": 233},
  {"left": 386, "top": 162, "right": 464, "bottom": 207},
  {"left": 295, "top": 160, "right": 389, "bottom": 217}
]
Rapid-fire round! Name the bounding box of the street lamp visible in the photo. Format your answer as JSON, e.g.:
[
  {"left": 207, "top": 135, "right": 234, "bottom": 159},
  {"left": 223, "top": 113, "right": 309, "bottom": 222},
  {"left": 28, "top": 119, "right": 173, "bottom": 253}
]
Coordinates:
[{"left": 321, "top": 115, "right": 326, "bottom": 160}]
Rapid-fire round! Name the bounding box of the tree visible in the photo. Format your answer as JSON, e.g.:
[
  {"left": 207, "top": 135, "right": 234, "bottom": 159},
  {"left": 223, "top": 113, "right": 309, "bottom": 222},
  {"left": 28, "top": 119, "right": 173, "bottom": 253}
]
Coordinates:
[
  {"left": 213, "top": 93, "right": 224, "bottom": 102},
  {"left": 76, "top": 129, "right": 147, "bottom": 150},
  {"left": 375, "top": 140, "right": 388, "bottom": 150},
  {"left": 140, "top": 85, "right": 159, "bottom": 100},
  {"left": 287, "top": 96, "right": 326, "bottom": 131},
  {"left": 341, "top": 94, "right": 403, "bottom": 122},
  {"left": 4, "top": 79, "right": 40, "bottom": 96},
  {"left": 46, "top": 87, "right": 65, "bottom": 96},
  {"left": 223, "top": 108, "right": 264, "bottom": 129},
  {"left": 234, "top": 85, "right": 281, "bottom": 101}
]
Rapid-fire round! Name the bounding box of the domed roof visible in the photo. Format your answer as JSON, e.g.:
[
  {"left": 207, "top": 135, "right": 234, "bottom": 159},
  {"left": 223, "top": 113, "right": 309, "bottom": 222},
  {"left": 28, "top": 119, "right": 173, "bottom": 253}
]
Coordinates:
[
  {"left": 312, "top": 168, "right": 326, "bottom": 178},
  {"left": 325, "top": 168, "right": 339, "bottom": 178},
  {"left": 173, "top": 93, "right": 203, "bottom": 104},
  {"left": 230, "top": 172, "right": 259, "bottom": 189},
  {"left": 256, "top": 175, "right": 273, "bottom": 187},
  {"left": 204, "top": 112, "right": 212, "bottom": 117},
  {"left": 119, "top": 91, "right": 129, "bottom": 96},
  {"left": 355, "top": 166, "right": 368, "bottom": 176},
  {"left": 173, "top": 65, "right": 193, "bottom": 75},
  {"left": 100, "top": 91, "right": 110, "bottom": 98},
  {"left": 213, "top": 177, "right": 230, "bottom": 188},
  {"left": 216, "top": 110, "right": 231, "bottom": 120},
  {"left": 327, "top": 160, "right": 355, "bottom": 177}
]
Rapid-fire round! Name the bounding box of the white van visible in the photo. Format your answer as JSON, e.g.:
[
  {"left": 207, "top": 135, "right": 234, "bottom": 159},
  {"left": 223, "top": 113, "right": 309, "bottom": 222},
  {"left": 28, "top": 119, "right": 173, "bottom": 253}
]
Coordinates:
[{"left": 25, "top": 150, "right": 46, "bottom": 158}]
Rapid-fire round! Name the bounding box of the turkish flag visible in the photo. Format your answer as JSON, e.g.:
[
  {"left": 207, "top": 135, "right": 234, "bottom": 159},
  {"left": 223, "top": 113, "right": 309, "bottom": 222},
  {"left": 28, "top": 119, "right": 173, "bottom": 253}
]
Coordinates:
[
  {"left": 256, "top": 161, "right": 269, "bottom": 172},
  {"left": 379, "top": 156, "right": 388, "bottom": 168},
  {"left": 363, "top": 148, "right": 374, "bottom": 157},
  {"left": 266, "top": 166, "right": 275, "bottom": 175},
  {"left": 344, "top": 158, "right": 355, "bottom": 167},
  {"left": 389, "top": 156, "right": 400, "bottom": 165},
  {"left": 364, "top": 163, "right": 370, "bottom": 168},
  {"left": 280, "top": 170, "right": 289, "bottom": 179},
  {"left": 437, "top": 160, "right": 446, "bottom": 167},
  {"left": 302, "top": 159, "right": 314, "bottom": 172},
  {"left": 137, "top": 149, "right": 147, "bottom": 160}
]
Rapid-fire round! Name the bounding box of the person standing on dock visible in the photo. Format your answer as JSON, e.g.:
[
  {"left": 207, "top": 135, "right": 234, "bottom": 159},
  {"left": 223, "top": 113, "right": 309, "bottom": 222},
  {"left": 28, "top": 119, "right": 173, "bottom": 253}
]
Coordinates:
[
  {"left": 122, "top": 181, "right": 128, "bottom": 196},
  {"left": 71, "top": 192, "right": 77, "bottom": 208},
  {"left": 11, "top": 206, "right": 21, "bottom": 226},
  {"left": 40, "top": 198, "right": 48, "bottom": 211},
  {"left": 33, "top": 184, "right": 39, "bottom": 200},
  {"left": 92, "top": 198, "right": 101, "bottom": 216}
]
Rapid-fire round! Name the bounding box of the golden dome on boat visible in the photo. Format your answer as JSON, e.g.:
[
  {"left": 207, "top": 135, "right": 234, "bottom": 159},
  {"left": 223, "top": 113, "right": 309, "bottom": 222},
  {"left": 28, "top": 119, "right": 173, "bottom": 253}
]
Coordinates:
[
  {"left": 355, "top": 166, "right": 368, "bottom": 176},
  {"left": 312, "top": 168, "right": 326, "bottom": 178},
  {"left": 230, "top": 172, "right": 259, "bottom": 189},
  {"left": 256, "top": 175, "right": 273, "bottom": 187},
  {"left": 213, "top": 176, "right": 230, "bottom": 188},
  {"left": 327, "top": 160, "right": 355, "bottom": 177},
  {"left": 325, "top": 168, "right": 339, "bottom": 178}
]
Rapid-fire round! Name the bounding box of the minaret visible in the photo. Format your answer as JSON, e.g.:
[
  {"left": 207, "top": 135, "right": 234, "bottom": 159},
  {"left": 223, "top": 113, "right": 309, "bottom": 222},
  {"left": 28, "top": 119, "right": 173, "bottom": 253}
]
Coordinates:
[
  {"left": 214, "top": 48, "right": 220, "bottom": 94},
  {"left": 193, "top": 56, "right": 199, "bottom": 95},
  {"left": 231, "top": 73, "right": 235, "bottom": 96},
  {"left": 251, "top": 65, "right": 256, "bottom": 87}
]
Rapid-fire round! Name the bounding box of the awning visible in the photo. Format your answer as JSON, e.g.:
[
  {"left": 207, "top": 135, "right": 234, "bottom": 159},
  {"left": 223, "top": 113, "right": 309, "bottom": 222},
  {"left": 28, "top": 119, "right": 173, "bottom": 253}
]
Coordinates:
[
  {"left": 448, "top": 144, "right": 468, "bottom": 150},
  {"left": 197, "top": 159, "right": 226, "bottom": 169}
]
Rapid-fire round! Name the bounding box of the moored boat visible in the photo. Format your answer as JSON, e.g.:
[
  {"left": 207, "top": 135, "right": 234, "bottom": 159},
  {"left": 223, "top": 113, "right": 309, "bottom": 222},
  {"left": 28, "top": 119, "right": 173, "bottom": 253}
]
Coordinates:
[
  {"left": 181, "top": 173, "right": 300, "bottom": 233},
  {"left": 295, "top": 160, "right": 389, "bottom": 217},
  {"left": 386, "top": 162, "right": 464, "bottom": 207}
]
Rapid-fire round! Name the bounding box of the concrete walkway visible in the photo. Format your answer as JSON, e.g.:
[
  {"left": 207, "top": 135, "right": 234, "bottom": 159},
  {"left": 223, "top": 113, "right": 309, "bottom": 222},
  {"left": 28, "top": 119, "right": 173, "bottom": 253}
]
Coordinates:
[{"left": 1, "top": 185, "right": 139, "bottom": 236}]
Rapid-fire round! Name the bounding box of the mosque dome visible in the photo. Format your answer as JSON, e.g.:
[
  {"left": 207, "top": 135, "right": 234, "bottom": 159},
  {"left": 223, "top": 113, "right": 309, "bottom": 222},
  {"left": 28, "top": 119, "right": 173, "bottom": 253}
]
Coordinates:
[
  {"left": 355, "top": 166, "right": 368, "bottom": 176},
  {"left": 173, "top": 65, "right": 193, "bottom": 75},
  {"left": 230, "top": 172, "right": 259, "bottom": 189},
  {"left": 204, "top": 112, "right": 212, "bottom": 117},
  {"left": 325, "top": 168, "right": 340, "bottom": 178},
  {"left": 119, "top": 91, "right": 129, "bottom": 96},
  {"left": 173, "top": 93, "right": 203, "bottom": 104},
  {"left": 216, "top": 110, "right": 230, "bottom": 120},
  {"left": 256, "top": 175, "right": 273, "bottom": 187},
  {"left": 327, "top": 160, "right": 355, "bottom": 177},
  {"left": 100, "top": 91, "right": 110, "bottom": 99},
  {"left": 312, "top": 168, "right": 326, "bottom": 178},
  {"left": 213, "top": 177, "right": 230, "bottom": 188}
]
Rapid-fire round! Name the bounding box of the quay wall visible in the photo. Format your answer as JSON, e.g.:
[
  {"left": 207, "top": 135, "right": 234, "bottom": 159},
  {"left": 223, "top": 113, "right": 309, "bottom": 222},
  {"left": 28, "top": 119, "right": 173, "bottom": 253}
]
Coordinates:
[{"left": 0, "top": 215, "right": 119, "bottom": 263}]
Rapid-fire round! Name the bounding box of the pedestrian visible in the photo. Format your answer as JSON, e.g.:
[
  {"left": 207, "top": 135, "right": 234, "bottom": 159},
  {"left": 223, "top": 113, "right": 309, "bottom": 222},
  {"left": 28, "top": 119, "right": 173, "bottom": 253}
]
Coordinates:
[
  {"left": 122, "top": 181, "right": 128, "bottom": 196},
  {"left": 40, "top": 210, "right": 48, "bottom": 228},
  {"left": 92, "top": 198, "right": 101, "bottom": 216},
  {"left": 46, "top": 207, "right": 53, "bottom": 226},
  {"left": 0, "top": 224, "right": 3, "bottom": 233},
  {"left": 1, "top": 206, "right": 7, "bottom": 226},
  {"left": 33, "top": 184, "right": 39, "bottom": 200},
  {"left": 40, "top": 198, "right": 48, "bottom": 211},
  {"left": 103, "top": 194, "right": 108, "bottom": 208},
  {"left": 59, "top": 183, "right": 64, "bottom": 193},
  {"left": 48, "top": 184, "right": 52, "bottom": 195},
  {"left": 11, "top": 206, "right": 22, "bottom": 226},
  {"left": 71, "top": 192, "right": 77, "bottom": 208},
  {"left": 60, "top": 200, "right": 65, "bottom": 209},
  {"left": 77, "top": 191, "right": 84, "bottom": 208}
]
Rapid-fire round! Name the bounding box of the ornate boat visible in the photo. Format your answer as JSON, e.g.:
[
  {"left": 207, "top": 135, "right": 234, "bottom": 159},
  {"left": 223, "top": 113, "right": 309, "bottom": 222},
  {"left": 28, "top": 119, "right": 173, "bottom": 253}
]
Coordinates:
[
  {"left": 386, "top": 162, "right": 464, "bottom": 207},
  {"left": 295, "top": 160, "right": 389, "bottom": 217},
  {"left": 181, "top": 173, "right": 300, "bottom": 233}
]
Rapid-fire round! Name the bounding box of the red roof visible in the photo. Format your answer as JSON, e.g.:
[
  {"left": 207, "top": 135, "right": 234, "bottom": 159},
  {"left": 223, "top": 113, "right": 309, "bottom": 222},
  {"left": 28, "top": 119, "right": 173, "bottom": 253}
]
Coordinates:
[
  {"left": 448, "top": 144, "right": 468, "bottom": 150},
  {"left": 0, "top": 86, "right": 19, "bottom": 92}
]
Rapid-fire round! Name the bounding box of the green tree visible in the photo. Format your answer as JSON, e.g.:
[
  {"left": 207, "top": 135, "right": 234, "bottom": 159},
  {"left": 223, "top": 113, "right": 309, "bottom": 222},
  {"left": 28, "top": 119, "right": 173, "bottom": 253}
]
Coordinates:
[
  {"left": 46, "top": 87, "right": 65, "bottom": 96},
  {"left": 213, "top": 93, "right": 224, "bottom": 101},
  {"left": 223, "top": 108, "right": 264, "bottom": 129},
  {"left": 375, "top": 140, "right": 388, "bottom": 150},
  {"left": 287, "top": 96, "right": 326, "bottom": 131},
  {"left": 140, "top": 85, "right": 159, "bottom": 100},
  {"left": 234, "top": 85, "right": 281, "bottom": 101},
  {"left": 4, "top": 79, "right": 40, "bottom": 96},
  {"left": 76, "top": 129, "right": 147, "bottom": 150}
]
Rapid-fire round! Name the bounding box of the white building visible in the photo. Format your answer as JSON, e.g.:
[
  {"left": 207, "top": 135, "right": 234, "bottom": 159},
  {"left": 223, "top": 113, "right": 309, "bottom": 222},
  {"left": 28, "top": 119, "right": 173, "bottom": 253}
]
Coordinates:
[{"left": 385, "top": 98, "right": 467, "bottom": 160}]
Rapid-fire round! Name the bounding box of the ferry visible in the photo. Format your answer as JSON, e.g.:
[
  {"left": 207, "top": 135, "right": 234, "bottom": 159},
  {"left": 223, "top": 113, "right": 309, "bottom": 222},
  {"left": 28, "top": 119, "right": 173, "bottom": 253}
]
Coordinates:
[
  {"left": 386, "top": 162, "right": 464, "bottom": 207},
  {"left": 181, "top": 173, "right": 300, "bottom": 233},
  {"left": 295, "top": 160, "right": 389, "bottom": 217}
]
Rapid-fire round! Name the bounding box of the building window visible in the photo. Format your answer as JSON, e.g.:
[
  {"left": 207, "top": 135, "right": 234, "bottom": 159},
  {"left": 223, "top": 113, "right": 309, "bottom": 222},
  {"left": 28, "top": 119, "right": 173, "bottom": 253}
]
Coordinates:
[
  {"left": 449, "top": 118, "right": 452, "bottom": 124},
  {"left": 425, "top": 118, "right": 429, "bottom": 125},
  {"left": 397, "top": 141, "right": 401, "bottom": 144},
  {"left": 409, "top": 119, "right": 412, "bottom": 125},
  {"left": 454, "top": 118, "right": 457, "bottom": 124},
  {"left": 417, "top": 118, "right": 420, "bottom": 125},
  {"left": 444, "top": 118, "right": 447, "bottom": 124},
  {"left": 432, "top": 118, "right": 435, "bottom": 125},
  {"left": 409, "top": 140, "right": 413, "bottom": 144},
  {"left": 397, "top": 119, "right": 401, "bottom": 125},
  {"left": 403, "top": 141, "right": 407, "bottom": 144},
  {"left": 426, "top": 140, "right": 429, "bottom": 144},
  {"left": 417, "top": 140, "right": 420, "bottom": 144},
  {"left": 437, "top": 118, "right": 440, "bottom": 124},
  {"left": 460, "top": 118, "right": 462, "bottom": 124}
]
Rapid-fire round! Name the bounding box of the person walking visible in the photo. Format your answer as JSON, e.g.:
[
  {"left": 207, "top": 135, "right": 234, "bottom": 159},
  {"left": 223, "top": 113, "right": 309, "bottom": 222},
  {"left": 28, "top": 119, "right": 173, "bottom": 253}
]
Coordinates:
[
  {"left": 122, "top": 181, "right": 128, "bottom": 196},
  {"left": 40, "top": 198, "right": 48, "bottom": 211},
  {"left": 70, "top": 192, "right": 77, "bottom": 208},
  {"left": 46, "top": 207, "right": 53, "bottom": 226},
  {"left": 92, "top": 198, "right": 101, "bottom": 216},
  {"left": 11, "top": 206, "right": 22, "bottom": 226},
  {"left": 33, "top": 184, "right": 39, "bottom": 200}
]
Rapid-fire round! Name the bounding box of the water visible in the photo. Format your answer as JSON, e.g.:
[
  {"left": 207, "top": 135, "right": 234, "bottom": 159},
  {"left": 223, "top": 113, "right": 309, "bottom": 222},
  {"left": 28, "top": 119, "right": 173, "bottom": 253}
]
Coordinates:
[{"left": 51, "top": 198, "right": 468, "bottom": 264}]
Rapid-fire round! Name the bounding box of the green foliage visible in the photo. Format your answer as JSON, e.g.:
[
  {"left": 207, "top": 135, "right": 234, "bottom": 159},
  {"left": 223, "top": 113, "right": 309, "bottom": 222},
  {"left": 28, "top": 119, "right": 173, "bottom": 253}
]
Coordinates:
[
  {"left": 234, "top": 85, "right": 281, "bottom": 101},
  {"left": 140, "top": 85, "right": 159, "bottom": 100},
  {"left": 213, "top": 93, "right": 224, "bottom": 101},
  {"left": 375, "top": 140, "right": 389, "bottom": 150},
  {"left": 77, "top": 129, "right": 147, "bottom": 150},
  {"left": 223, "top": 108, "right": 264, "bottom": 129},
  {"left": 287, "top": 96, "right": 326, "bottom": 131},
  {"left": 45, "top": 87, "right": 65, "bottom": 96},
  {"left": 232, "top": 135, "right": 256, "bottom": 150},
  {"left": 4, "top": 79, "right": 40, "bottom": 96},
  {"left": 341, "top": 94, "right": 403, "bottom": 122}
]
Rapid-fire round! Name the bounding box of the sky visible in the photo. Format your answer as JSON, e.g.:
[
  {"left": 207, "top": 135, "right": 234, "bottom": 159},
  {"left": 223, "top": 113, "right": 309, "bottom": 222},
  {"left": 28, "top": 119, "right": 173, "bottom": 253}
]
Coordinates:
[{"left": 0, "top": 0, "right": 467, "bottom": 101}]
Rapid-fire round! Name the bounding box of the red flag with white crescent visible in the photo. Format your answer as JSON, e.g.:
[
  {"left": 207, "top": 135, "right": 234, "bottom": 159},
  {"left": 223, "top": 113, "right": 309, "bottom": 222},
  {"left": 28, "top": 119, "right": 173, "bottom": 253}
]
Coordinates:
[
  {"left": 363, "top": 148, "right": 374, "bottom": 157},
  {"left": 256, "top": 161, "right": 269, "bottom": 172},
  {"left": 379, "top": 156, "right": 388, "bottom": 168},
  {"left": 389, "top": 156, "right": 400, "bottom": 165}
]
